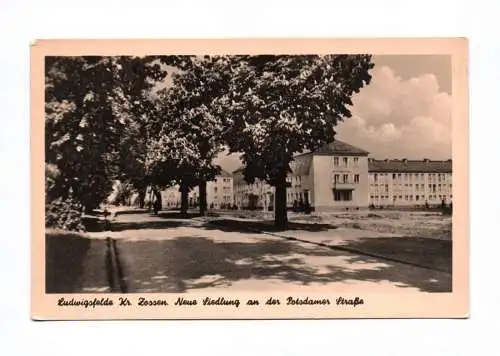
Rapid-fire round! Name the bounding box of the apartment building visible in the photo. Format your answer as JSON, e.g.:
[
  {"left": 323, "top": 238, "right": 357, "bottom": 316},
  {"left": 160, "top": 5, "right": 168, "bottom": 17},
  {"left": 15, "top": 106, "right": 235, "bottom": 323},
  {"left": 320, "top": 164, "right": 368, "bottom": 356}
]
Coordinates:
[
  {"left": 160, "top": 169, "right": 234, "bottom": 209},
  {"left": 232, "top": 140, "right": 370, "bottom": 212},
  {"left": 368, "top": 158, "right": 453, "bottom": 207}
]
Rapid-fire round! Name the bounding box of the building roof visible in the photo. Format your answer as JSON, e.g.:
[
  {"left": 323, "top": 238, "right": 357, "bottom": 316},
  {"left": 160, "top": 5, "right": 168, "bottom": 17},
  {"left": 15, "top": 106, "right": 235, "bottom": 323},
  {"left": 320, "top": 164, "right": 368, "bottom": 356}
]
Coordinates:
[
  {"left": 219, "top": 169, "right": 232, "bottom": 177},
  {"left": 232, "top": 140, "right": 369, "bottom": 174},
  {"left": 368, "top": 159, "right": 452, "bottom": 173},
  {"left": 312, "top": 140, "right": 370, "bottom": 156}
]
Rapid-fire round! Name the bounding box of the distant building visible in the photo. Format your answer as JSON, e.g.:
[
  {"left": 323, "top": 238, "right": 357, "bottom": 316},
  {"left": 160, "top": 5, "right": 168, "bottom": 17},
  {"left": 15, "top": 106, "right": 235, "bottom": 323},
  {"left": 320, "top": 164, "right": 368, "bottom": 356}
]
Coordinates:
[
  {"left": 160, "top": 169, "right": 234, "bottom": 210},
  {"left": 189, "top": 169, "right": 234, "bottom": 209},
  {"left": 161, "top": 187, "right": 181, "bottom": 209},
  {"left": 232, "top": 140, "right": 370, "bottom": 212},
  {"left": 368, "top": 158, "right": 452, "bottom": 207}
]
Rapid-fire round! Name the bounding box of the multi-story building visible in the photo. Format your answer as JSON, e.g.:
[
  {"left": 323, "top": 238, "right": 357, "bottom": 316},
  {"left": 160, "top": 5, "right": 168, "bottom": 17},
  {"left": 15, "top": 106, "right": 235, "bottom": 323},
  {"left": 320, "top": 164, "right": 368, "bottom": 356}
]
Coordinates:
[
  {"left": 189, "top": 169, "right": 234, "bottom": 209},
  {"left": 160, "top": 187, "right": 181, "bottom": 209},
  {"left": 232, "top": 140, "right": 370, "bottom": 212},
  {"left": 160, "top": 170, "right": 234, "bottom": 210},
  {"left": 368, "top": 158, "right": 453, "bottom": 207}
]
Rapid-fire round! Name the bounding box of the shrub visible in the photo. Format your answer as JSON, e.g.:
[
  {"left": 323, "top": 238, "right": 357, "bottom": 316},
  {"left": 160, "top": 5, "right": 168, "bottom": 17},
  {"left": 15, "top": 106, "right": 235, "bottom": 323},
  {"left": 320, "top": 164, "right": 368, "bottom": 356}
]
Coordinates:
[{"left": 45, "top": 196, "right": 85, "bottom": 232}]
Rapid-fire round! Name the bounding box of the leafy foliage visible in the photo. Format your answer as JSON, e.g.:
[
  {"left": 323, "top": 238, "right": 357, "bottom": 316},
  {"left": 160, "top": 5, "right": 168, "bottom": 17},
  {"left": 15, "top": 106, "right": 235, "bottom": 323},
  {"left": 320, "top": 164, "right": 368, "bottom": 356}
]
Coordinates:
[
  {"left": 220, "top": 55, "right": 374, "bottom": 184},
  {"left": 45, "top": 163, "right": 85, "bottom": 231},
  {"left": 145, "top": 56, "right": 234, "bottom": 213},
  {"left": 45, "top": 56, "right": 174, "bottom": 211},
  {"left": 218, "top": 55, "right": 374, "bottom": 227}
]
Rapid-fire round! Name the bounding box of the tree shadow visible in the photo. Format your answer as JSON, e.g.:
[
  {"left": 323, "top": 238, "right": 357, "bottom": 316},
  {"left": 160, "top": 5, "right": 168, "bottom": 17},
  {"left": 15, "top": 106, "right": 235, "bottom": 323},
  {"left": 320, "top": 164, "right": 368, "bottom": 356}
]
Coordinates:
[
  {"left": 340, "top": 236, "right": 452, "bottom": 274},
  {"left": 45, "top": 231, "right": 108, "bottom": 293},
  {"left": 202, "top": 218, "right": 337, "bottom": 233},
  {"left": 107, "top": 220, "right": 186, "bottom": 232},
  {"left": 157, "top": 211, "right": 203, "bottom": 219},
  {"left": 114, "top": 235, "right": 451, "bottom": 294}
]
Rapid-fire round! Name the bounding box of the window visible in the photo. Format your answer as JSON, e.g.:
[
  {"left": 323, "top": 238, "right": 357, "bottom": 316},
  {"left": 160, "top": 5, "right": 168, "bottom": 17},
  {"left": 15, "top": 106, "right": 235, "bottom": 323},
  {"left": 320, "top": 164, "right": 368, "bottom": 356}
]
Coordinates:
[
  {"left": 416, "top": 195, "right": 420, "bottom": 201},
  {"left": 354, "top": 174, "right": 360, "bottom": 183},
  {"left": 399, "top": 195, "right": 403, "bottom": 200},
  {"left": 374, "top": 174, "right": 378, "bottom": 182},
  {"left": 397, "top": 173, "right": 402, "bottom": 179},
  {"left": 214, "top": 187, "right": 218, "bottom": 193},
  {"left": 343, "top": 174, "right": 349, "bottom": 183},
  {"left": 334, "top": 174, "right": 340, "bottom": 183},
  {"left": 334, "top": 190, "right": 352, "bottom": 201},
  {"left": 385, "top": 184, "right": 389, "bottom": 192},
  {"left": 353, "top": 157, "right": 359, "bottom": 166},
  {"left": 342, "top": 157, "right": 348, "bottom": 167},
  {"left": 333, "top": 157, "right": 339, "bottom": 167},
  {"left": 392, "top": 173, "right": 396, "bottom": 179}
]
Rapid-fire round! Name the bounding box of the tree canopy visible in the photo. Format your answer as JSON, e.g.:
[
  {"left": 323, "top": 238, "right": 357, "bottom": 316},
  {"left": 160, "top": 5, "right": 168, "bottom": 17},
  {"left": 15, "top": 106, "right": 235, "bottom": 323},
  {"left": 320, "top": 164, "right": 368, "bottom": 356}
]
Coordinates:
[
  {"left": 45, "top": 54, "right": 374, "bottom": 229},
  {"left": 219, "top": 55, "right": 374, "bottom": 227}
]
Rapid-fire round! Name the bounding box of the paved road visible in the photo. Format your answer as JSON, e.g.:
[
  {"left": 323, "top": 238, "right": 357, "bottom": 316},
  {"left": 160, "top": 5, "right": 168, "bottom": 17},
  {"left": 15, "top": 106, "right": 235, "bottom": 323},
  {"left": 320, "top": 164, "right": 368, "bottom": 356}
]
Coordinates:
[{"left": 70, "top": 212, "right": 451, "bottom": 294}]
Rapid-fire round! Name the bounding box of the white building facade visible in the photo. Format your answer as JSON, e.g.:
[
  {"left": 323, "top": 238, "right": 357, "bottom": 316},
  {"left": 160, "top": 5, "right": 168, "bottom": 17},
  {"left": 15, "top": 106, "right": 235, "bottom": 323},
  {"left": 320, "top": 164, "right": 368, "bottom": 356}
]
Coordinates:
[
  {"left": 368, "top": 158, "right": 453, "bottom": 207},
  {"left": 232, "top": 140, "right": 370, "bottom": 212},
  {"left": 160, "top": 170, "right": 234, "bottom": 210}
]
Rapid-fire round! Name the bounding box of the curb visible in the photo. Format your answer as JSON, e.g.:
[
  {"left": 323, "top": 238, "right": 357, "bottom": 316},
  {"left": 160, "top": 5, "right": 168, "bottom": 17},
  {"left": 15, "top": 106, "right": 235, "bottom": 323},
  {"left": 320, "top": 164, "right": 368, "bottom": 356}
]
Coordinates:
[{"left": 106, "top": 237, "right": 128, "bottom": 293}]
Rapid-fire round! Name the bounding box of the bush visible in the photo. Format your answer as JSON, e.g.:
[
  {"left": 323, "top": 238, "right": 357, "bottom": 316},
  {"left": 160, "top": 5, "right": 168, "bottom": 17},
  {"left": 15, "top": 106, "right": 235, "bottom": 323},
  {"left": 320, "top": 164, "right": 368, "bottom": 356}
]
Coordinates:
[{"left": 45, "top": 196, "right": 85, "bottom": 232}]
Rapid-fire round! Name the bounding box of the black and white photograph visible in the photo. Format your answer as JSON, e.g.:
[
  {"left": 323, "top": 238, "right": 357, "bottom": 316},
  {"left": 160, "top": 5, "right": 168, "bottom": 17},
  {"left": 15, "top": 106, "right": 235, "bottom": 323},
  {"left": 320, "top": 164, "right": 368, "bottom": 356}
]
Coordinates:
[{"left": 43, "top": 51, "right": 455, "bottom": 296}]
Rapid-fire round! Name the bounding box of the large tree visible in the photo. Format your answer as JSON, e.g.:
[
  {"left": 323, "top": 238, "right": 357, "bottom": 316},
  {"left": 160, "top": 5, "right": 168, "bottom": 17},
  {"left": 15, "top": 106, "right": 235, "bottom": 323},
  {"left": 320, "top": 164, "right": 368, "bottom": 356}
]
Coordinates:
[
  {"left": 45, "top": 56, "right": 172, "bottom": 212},
  {"left": 157, "top": 56, "right": 233, "bottom": 215},
  {"left": 220, "top": 55, "right": 374, "bottom": 228}
]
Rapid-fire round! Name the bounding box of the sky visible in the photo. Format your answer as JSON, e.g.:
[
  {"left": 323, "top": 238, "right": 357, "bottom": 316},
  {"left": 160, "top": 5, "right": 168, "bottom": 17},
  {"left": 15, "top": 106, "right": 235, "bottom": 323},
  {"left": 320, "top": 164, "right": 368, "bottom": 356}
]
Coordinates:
[{"left": 157, "top": 55, "right": 453, "bottom": 173}]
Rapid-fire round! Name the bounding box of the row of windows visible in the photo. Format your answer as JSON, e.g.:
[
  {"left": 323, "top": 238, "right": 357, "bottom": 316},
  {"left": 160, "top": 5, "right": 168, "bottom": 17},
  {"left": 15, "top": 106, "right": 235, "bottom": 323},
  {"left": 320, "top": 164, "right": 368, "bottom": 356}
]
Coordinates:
[
  {"left": 287, "top": 191, "right": 310, "bottom": 201},
  {"left": 333, "top": 156, "right": 359, "bottom": 168},
  {"left": 371, "top": 172, "right": 451, "bottom": 182},
  {"left": 334, "top": 190, "right": 353, "bottom": 201},
  {"left": 370, "top": 194, "right": 452, "bottom": 201},
  {"left": 371, "top": 183, "right": 452, "bottom": 190},
  {"left": 333, "top": 174, "right": 360, "bottom": 184}
]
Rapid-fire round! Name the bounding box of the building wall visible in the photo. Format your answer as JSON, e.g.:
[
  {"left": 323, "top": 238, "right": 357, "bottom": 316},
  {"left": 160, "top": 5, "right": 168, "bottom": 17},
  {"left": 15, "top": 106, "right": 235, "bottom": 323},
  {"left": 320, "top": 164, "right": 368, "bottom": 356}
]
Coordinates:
[
  {"left": 232, "top": 154, "right": 369, "bottom": 212},
  {"left": 312, "top": 155, "right": 369, "bottom": 211},
  {"left": 369, "top": 172, "right": 452, "bottom": 207},
  {"left": 232, "top": 154, "right": 316, "bottom": 210},
  {"left": 207, "top": 176, "right": 234, "bottom": 208},
  {"left": 160, "top": 175, "right": 234, "bottom": 210},
  {"left": 161, "top": 187, "right": 181, "bottom": 209}
]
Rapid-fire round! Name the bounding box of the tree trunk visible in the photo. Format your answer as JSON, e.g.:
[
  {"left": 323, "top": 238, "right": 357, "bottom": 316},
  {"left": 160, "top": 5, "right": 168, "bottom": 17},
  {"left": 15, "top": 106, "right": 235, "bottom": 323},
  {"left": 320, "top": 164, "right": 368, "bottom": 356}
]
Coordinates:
[
  {"left": 199, "top": 179, "right": 207, "bottom": 216},
  {"left": 138, "top": 189, "right": 146, "bottom": 209},
  {"left": 274, "top": 171, "right": 288, "bottom": 229},
  {"left": 154, "top": 189, "right": 162, "bottom": 214},
  {"left": 180, "top": 181, "right": 189, "bottom": 217}
]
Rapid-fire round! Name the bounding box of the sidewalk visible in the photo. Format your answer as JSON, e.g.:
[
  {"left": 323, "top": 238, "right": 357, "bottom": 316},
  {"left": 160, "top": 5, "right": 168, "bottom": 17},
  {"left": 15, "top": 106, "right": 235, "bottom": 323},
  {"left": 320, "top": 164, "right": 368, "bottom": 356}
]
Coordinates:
[{"left": 205, "top": 217, "right": 452, "bottom": 274}]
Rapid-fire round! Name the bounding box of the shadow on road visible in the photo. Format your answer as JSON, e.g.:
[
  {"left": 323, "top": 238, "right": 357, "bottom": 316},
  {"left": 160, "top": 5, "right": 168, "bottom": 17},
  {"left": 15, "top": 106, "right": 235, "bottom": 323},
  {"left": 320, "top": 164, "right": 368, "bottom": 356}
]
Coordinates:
[
  {"left": 115, "top": 235, "right": 451, "bottom": 293},
  {"left": 46, "top": 231, "right": 109, "bottom": 293},
  {"left": 344, "top": 236, "right": 452, "bottom": 274},
  {"left": 202, "top": 218, "right": 337, "bottom": 233}
]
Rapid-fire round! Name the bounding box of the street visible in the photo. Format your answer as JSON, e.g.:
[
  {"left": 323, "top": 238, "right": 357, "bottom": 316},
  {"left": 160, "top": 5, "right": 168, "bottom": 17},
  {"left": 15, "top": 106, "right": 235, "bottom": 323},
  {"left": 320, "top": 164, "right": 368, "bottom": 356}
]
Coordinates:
[{"left": 45, "top": 211, "right": 452, "bottom": 294}]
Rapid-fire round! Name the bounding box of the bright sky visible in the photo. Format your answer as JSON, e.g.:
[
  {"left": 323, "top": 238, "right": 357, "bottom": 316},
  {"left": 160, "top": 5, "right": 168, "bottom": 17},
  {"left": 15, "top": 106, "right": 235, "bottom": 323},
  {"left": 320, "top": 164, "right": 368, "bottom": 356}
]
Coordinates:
[{"left": 157, "top": 55, "right": 453, "bottom": 173}]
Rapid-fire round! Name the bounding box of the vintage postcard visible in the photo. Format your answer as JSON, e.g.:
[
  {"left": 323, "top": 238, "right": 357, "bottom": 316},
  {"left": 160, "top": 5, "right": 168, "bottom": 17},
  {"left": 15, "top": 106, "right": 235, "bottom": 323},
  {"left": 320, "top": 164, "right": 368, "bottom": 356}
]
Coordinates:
[{"left": 31, "top": 38, "right": 469, "bottom": 320}]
